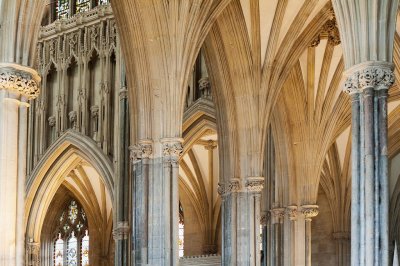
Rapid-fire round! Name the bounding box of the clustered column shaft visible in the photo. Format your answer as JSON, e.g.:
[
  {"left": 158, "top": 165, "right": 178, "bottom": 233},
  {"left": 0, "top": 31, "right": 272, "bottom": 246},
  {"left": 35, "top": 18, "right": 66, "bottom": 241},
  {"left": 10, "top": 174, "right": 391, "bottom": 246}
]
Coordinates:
[{"left": 344, "top": 62, "right": 394, "bottom": 266}]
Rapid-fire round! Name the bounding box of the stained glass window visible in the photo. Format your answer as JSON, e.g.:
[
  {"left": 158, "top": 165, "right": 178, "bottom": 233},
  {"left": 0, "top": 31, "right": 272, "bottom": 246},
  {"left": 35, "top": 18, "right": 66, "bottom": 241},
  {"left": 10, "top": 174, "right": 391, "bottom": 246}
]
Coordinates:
[
  {"left": 81, "top": 230, "right": 89, "bottom": 266},
  {"left": 67, "top": 232, "right": 78, "bottom": 265},
  {"left": 53, "top": 200, "right": 89, "bottom": 266},
  {"left": 56, "top": 0, "right": 70, "bottom": 19},
  {"left": 178, "top": 202, "right": 184, "bottom": 257},
  {"left": 54, "top": 234, "right": 64, "bottom": 266},
  {"left": 76, "top": 0, "right": 91, "bottom": 14},
  {"left": 98, "top": 0, "right": 109, "bottom": 5}
]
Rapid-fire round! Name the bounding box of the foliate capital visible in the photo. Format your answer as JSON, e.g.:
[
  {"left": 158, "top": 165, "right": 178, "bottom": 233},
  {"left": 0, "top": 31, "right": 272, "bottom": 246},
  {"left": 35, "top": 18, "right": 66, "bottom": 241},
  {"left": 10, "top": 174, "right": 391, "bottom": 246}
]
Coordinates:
[
  {"left": 0, "top": 63, "right": 41, "bottom": 99},
  {"left": 344, "top": 62, "right": 394, "bottom": 94},
  {"left": 286, "top": 205, "right": 298, "bottom": 221},
  {"left": 217, "top": 178, "right": 241, "bottom": 196},
  {"left": 129, "top": 139, "right": 153, "bottom": 163},
  {"left": 245, "top": 176, "right": 264, "bottom": 193},
  {"left": 162, "top": 138, "right": 184, "bottom": 158},
  {"left": 301, "top": 205, "right": 319, "bottom": 221},
  {"left": 260, "top": 212, "right": 271, "bottom": 226},
  {"left": 270, "top": 208, "right": 285, "bottom": 223},
  {"left": 112, "top": 221, "right": 130, "bottom": 240}
]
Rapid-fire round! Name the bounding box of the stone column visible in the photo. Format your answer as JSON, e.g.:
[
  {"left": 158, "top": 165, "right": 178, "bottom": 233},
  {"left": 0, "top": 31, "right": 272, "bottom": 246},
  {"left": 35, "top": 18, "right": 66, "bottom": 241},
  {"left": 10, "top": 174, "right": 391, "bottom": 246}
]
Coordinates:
[
  {"left": 130, "top": 140, "right": 152, "bottom": 265},
  {"left": 220, "top": 177, "right": 264, "bottom": 266},
  {"left": 0, "top": 63, "right": 40, "bottom": 266},
  {"left": 301, "top": 205, "right": 319, "bottom": 266},
  {"left": 286, "top": 206, "right": 298, "bottom": 266},
  {"left": 344, "top": 62, "right": 394, "bottom": 266},
  {"left": 260, "top": 212, "right": 270, "bottom": 266},
  {"left": 271, "top": 208, "right": 285, "bottom": 266},
  {"left": 114, "top": 87, "right": 130, "bottom": 266}
]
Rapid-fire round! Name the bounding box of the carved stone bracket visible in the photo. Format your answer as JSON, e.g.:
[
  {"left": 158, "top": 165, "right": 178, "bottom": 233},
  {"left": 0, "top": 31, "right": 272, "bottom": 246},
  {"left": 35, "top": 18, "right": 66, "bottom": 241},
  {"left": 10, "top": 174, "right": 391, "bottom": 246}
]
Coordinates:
[
  {"left": 112, "top": 221, "right": 130, "bottom": 241},
  {"left": 0, "top": 63, "right": 41, "bottom": 99},
  {"left": 344, "top": 62, "right": 395, "bottom": 94},
  {"left": 26, "top": 241, "right": 40, "bottom": 266},
  {"left": 286, "top": 205, "right": 298, "bottom": 221},
  {"left": 301, "top": 205, "right": 319, "bottom": 221}
]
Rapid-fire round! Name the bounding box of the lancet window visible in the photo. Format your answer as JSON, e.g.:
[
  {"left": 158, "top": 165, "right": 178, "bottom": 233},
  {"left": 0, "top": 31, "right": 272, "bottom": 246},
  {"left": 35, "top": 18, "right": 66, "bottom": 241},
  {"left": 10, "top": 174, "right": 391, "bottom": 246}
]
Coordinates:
[
  {"left": 179, "top": 202, "right": 184, "bottom": 257},
  {"left": 53, "top": 200, "right": 89, "bottom": 266}
]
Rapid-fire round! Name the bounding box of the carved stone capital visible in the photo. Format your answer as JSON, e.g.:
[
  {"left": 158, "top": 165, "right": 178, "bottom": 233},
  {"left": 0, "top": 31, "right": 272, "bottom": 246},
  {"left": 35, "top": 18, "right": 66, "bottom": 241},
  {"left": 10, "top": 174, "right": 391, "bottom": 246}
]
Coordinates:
[
  {"left": 260, "top": 212, "right": 271, "bottom": 226},
  {"left": 301, "top": 205, "right": 319, "bottom": 221},
  {"left": 112, "top": 221, "right": 130, "bottom": 240},
  {"left": 344, "top": 62, "right": 395, "bottom": 94},
  {"left": 129, "top": 139, "right": 153, "bottom": 163},
  {"left": 286, "top": 205, "right": 298, "bottom": 221},
  {"left": 270, "top": 208, "right": 285, "bottom": 223},
  {"left": 245, "top": 177, "right": 264, "bottom": 193},
  {"left": 162, "top": 138, "right": 184, "bottom": 159},
  {"left": 218, "top": 178, "right": 241, "bottom": 196},
  {"left": 0, "top": 63, "right": 41, "bottom": 99}
]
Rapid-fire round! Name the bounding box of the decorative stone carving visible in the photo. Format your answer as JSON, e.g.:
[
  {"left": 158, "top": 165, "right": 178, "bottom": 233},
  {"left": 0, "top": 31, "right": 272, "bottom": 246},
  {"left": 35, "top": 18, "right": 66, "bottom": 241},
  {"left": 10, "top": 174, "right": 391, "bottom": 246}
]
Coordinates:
[
  {"left": 68, "top": 111, "right": 77, "bottom": 130},
  {"left": 90, "top": 105, "right": 99, "bottom": 118},
  {"left": 217, "top": 182, "right": 226, "bottom": 196},
  {"left": 245, "top": 177, "right": 264, "bottom": 192},
  {"left": 270, "top": 208, "right": 285, "bottom": 224},
  {"left": 48, "top": 116, "right": 56, "bottom": 127},
  {"left": 286, "top": 205, "right": 298, "bottom": 221},
  {"left": 310, "top": 16, "right": 340, "bottom": 47},
  {"left": 26, "top": 241, "right": 40, "bottom": 266},
  {"left": 162, "top": 139, "right": 184, "bottom": 159},
  {"left": 344, "top": 63, "right": 395, "bottom": 94},
  {"left": 198, "top": 77, "right": 211, "bottom": 98},
  {"left": 0, "top": 64, "right": 40, "bottom": 99},
  {"left": 260, "top": 212, "right": 271, "bottom": 226},
  {"left": 301, "top": 205, "right": 319, "bottom": 221},
  {"left": 112, "top": 221, "right": 130, "bottom": 240},
  {"left": 129, "top": 140, "right": 153, "bottom": 163}
]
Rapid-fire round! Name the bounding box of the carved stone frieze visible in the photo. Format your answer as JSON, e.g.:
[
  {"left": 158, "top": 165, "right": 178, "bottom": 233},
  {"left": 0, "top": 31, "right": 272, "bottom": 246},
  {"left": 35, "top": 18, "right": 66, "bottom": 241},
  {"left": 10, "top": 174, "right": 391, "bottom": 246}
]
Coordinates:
[
  {"left": 301, "top": 205, "right": 319, "bottom": 221},
  {"left": 344, "top": 63, "right": 395, "bottom": 94},
  {"left": 112, "top": 221, "right": 130, "bottom": 241},
  {"left": 0, "top": 65, "right": 40, "bottom": 99}
]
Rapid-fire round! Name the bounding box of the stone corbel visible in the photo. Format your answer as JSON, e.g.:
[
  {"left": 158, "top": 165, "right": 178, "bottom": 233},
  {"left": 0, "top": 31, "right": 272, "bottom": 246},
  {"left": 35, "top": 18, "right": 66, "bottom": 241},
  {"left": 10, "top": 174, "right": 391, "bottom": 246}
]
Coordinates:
[{"left": 112, "top": 221, "right": 130, "bottom": 241}]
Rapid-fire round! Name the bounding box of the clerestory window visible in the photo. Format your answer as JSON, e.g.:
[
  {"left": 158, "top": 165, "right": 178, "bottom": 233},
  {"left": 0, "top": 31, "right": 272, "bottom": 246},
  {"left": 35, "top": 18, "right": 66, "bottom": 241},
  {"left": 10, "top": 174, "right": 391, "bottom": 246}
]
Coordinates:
[{"left": 54, "top": 0, "right": 110, "bottom": 21}]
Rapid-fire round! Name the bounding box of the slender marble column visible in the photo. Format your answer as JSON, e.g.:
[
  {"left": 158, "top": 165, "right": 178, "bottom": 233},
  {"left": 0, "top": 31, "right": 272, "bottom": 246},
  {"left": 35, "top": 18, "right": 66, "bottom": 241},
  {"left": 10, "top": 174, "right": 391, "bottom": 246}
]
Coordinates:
[
  {"left": 344, "top": 62, "right": 394, "bottom": 266},
  {"left": 301, "top": 205, "right": 319, "bottom": 266},
  {"left": 0, "top": 64, "right": 40, "bottom": 266},
  {"left": 114, "top": 86, "right": 130, "bottom": 266}
]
